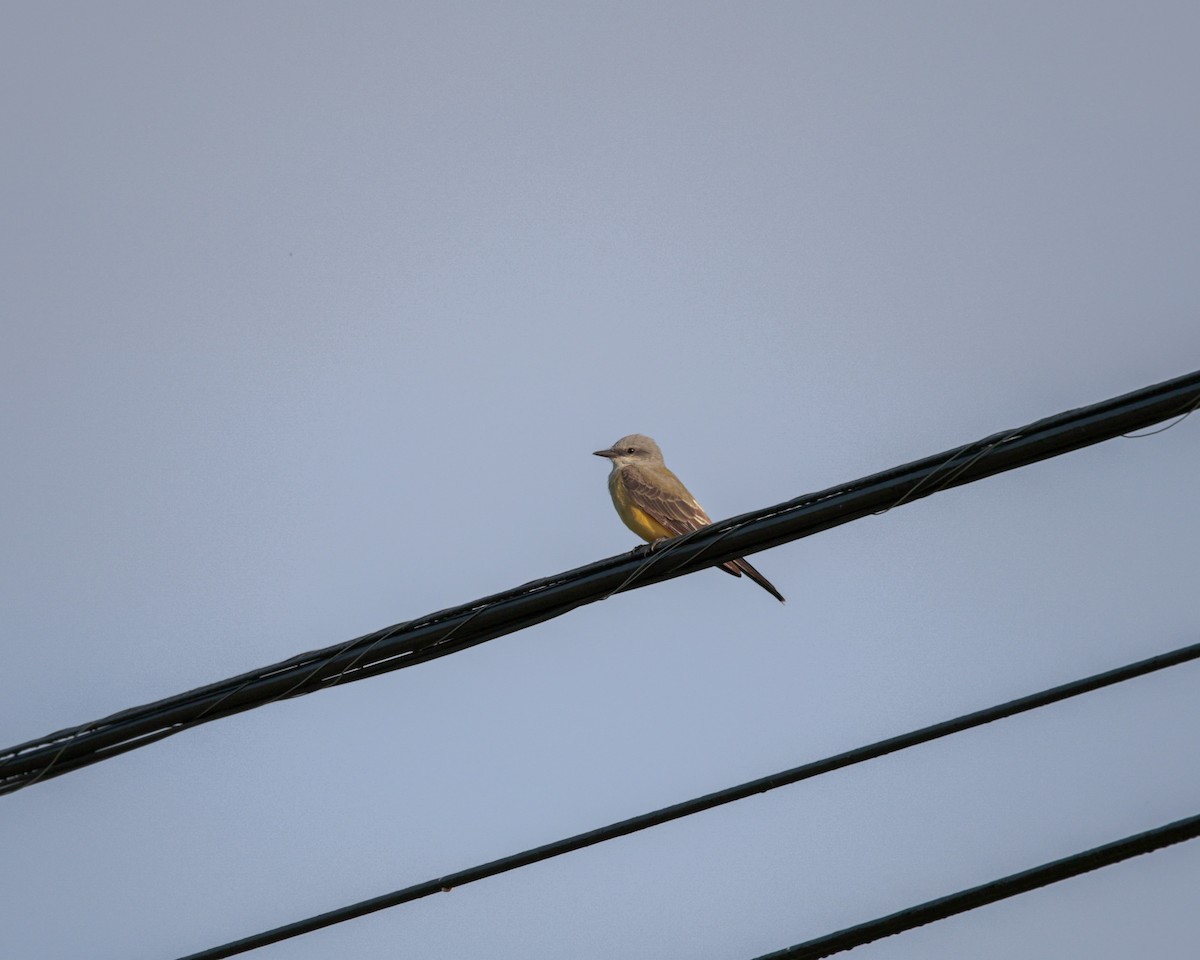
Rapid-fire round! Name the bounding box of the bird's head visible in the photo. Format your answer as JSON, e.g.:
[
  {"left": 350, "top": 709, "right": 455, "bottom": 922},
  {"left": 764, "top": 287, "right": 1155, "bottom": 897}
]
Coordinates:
[{"left": 593, "top": 434, "right": 663, "bottom": 467}]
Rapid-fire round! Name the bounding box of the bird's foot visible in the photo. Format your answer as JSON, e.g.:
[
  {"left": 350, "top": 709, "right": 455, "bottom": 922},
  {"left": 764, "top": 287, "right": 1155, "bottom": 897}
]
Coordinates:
[{"left": 631, "top": 537, "right": 672, "bottom": 558}]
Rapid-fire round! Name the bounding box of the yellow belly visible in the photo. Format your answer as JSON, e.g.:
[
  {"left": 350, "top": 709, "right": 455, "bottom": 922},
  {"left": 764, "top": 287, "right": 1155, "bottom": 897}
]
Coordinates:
[{"left": 609, "top": 473, "right": 674, "bottom": 542}]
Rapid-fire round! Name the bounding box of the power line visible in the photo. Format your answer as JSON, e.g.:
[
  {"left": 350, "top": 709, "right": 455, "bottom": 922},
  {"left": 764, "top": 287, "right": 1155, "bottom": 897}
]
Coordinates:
[
  {"left": 170, "top": 639, "right": 1200, "bottom": 960},
  {"left": 752, "top": 811, "right": 1200, "bottom": 960},
  {"left": 3, "top": 368, "right": 1198, "bottom": 795}
]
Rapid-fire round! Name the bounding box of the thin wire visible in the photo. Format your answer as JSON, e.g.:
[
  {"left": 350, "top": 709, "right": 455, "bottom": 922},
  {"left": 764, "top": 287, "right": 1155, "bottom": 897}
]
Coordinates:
[
  {"left": 599, "top": 539, "right": 685, "bottom": 599},
  {"left": 751, "top": 811, "right": 1200, "bottom": 959},
  {"left": 874, "top": 430, "right": 1020, "bottom": 516},
  {"left": 884, "top": 375, "right": 1197, "bottom": 516},
  {"left": 1122, "top": 393, "right": 1199, "bottom": 438},
  {"left": 169, "top": 639, "right": 1200, "bottom": 960},
  {"left": 600, "top": 524, "right": 729, "bottom": 600}
]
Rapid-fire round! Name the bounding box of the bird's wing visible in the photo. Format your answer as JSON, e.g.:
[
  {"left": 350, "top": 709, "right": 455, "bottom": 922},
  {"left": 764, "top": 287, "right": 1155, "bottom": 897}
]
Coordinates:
[
  {"left": 624, "top": 464, "right": 786, "bottom": 603},
  {"left": 622, "top": 464, "right": 714, "bottom": 536}
]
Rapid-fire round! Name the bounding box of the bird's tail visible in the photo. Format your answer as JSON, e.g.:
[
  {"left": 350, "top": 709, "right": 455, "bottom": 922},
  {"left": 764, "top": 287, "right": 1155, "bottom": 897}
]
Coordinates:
[{"left": 720, "top": 557, "right": 786, "bottom": 603}]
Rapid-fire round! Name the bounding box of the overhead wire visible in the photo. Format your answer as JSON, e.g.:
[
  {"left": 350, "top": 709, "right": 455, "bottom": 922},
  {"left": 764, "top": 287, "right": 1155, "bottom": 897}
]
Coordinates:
[
  {"left": 2, "top": 368, "right": 1198, "bottom": 794},
  {"left": 751, "top": 811, "right": 1200, "bottom": 960},
  {"left": 169, "top": 639, "right": 1200, "bottom": 960}
]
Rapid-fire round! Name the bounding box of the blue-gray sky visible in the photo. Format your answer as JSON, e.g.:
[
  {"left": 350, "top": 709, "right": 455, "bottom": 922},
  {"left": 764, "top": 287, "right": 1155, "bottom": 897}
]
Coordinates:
[{"left": 3, "top": 3, "right": 1198, "bottom": 958}]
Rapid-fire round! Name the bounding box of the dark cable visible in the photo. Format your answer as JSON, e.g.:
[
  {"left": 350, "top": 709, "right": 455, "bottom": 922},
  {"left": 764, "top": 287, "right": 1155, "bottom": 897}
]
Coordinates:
[
  {"left": 751, "top": 811, "right": 1200, "bottom": 959},
  {"left": 4, "top": 368, "right": 1198, "bottom": 794},
  {"left": 170, "top": 640, "right": 1200, "bottom": 960}
]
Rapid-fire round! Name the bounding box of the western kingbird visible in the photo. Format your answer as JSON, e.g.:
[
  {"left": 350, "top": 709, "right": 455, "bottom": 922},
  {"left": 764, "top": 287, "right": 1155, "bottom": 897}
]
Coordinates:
[{"left": 593, "top": 433, "right": 785, "bottom": 602}]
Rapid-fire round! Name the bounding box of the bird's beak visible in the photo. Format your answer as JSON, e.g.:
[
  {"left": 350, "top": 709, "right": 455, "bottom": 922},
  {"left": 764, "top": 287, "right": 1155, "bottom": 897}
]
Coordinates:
[{"left": 593, "top": 448, "right": 617, "bottom": 458}]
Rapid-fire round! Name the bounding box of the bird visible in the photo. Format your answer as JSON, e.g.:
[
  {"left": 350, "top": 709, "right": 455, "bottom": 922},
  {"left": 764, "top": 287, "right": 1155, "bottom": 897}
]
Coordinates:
[{"left": 593, "top": 433, "right": 785, "bottom": 602}]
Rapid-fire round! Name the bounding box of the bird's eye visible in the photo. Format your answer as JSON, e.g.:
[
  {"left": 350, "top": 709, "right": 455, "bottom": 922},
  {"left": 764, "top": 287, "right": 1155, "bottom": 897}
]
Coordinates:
[{"left": 626, "top": 447, "right": 635, "bottom": 453}]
